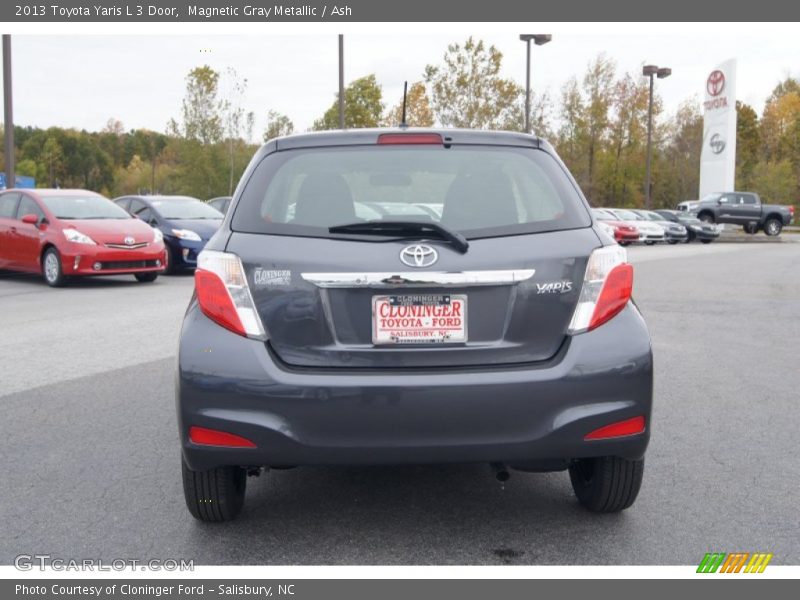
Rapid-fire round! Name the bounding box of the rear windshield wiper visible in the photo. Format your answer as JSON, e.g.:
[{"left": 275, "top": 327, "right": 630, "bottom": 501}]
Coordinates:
[{"left": 329, "top": 220, "right": 469, "bottom": 254}]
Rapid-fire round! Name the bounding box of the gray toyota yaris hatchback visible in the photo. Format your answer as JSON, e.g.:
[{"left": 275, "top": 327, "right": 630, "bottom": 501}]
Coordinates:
[{"left": 177, "top": 129, "right": 653, "bottom": 521}]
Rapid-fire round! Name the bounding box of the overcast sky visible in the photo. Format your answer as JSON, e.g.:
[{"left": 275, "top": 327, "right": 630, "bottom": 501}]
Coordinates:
[{"left": 9, "top": 32, "right": 800, "bottom": 139}]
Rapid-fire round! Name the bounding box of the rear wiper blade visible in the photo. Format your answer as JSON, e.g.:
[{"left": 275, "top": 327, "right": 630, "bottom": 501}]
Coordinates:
[{"left": 329, "top": 220, "right": 469, "bottom": 254}]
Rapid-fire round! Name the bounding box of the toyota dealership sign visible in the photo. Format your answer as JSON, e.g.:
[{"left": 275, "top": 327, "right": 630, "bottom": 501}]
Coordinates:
[{"left": 699, "top": 59, "right": 737, "bottom": 198}]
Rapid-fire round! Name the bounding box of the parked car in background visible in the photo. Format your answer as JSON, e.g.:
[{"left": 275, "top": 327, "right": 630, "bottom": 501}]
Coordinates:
[
  {"left": 592, "top": 209, "right": 640, "bottom": 246},
  {"left": 676, "top": 200, "right": 699, "bottom": 212},
  {"left": 605, "top": 208, "right": 666, "bottom": 245},
  {"left": 631, "top": 210, "right": 688, "bottom": 244},
  {"left": 0, "top": 189, "right": 165, "bottom": 286},
  {"left": 655, "top": 210, "right": 720, "bottom": 244},
  {"left": 692, "top": 192, "right": 794, "bottom": 236},
  {"left": 177, "top": 129, "right": 653, "bottom": 521},
  {"left": 596, "top": 219, "right": 617, "bottom": 242},
  {"left": 114, "top": 195, "right": 223, "bottom": 273},
  {"left": 207, "top": 196, "right": 232, "bottom": 215}
]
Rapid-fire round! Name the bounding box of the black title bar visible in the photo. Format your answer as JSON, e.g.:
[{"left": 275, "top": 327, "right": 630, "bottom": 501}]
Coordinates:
[{"left": 3, "top": 0, "right": 800, "bottom": 22}]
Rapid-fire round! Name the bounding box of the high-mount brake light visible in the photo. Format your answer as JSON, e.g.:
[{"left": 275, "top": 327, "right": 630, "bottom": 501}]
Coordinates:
[
  {"left": 194, "top": 250, "right": 266, "bottom": 339},
  {"left": 377, "top": 133, "right": 443, "bottom": 145},
  {"left": 568, "top": 245, "right": 633, "bottom": 333}
]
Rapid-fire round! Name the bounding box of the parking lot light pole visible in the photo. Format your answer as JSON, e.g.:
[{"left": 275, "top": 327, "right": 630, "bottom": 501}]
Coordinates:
[
  {"left": 338, "top": 34, "right": 345, "bottom": 129},
  {"left": 519, "top": 34, "right": 551, "bottom": 133},
  {"left": 643, "top": 64, "right": 671, "bottom": 209},
  {"left": 3, "top": 35, "right": 13, "bottom": 188}
]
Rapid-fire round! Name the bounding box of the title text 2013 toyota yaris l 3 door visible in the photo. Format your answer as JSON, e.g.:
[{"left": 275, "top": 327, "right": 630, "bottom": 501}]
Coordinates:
[{"left": 177, "top": 130, "right": 653, "bottom": 521}]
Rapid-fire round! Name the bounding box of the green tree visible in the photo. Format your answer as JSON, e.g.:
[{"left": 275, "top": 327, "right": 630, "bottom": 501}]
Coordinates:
[
  {"left": 313, "top": 75, "right": 384, "bottom": 130},
  {"left": 581, "top": 55, "right": 616, "bottom": 201},
  {"left": 219, "top": 68, "right": 254, "bottom": 194},
  {"left": 15, "top": 158, "right": 38, "bottom": 179},
  {"left": 263, "top": 110, "right": 295, "bottom": 141},
  {"left": 735, "top": 101, "right": 760, "bottom": 189},
  {"left": 601, "top": 72, "right": 650, "bottom": 206},
  {"left": 169, "top": 65, "right": 223, "bottom": 145},
  {"left": 383, "top": 81, "right": 434, "bottom": 127},
  {"left": 423, "top": 37, "right": 520, "bottom": 129},
  {"left": 556, "top": 77, "right": 588, "bottom": 185},
  {"left": 658, "top": 99, "right": 703, "bottom": 205},
  {"left": 766, "top": 76, "right": 800, "bottom": 104},
  {"left": 41, "top": 135, "right": 64, "bottom": 187},
  {"left": 751, "top": 159, "right": 795, "bottom": 203}
]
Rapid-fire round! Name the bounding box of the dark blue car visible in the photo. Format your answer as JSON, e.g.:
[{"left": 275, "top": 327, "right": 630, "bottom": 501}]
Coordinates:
[{"left": 113, "top": 195, "right": 223, "bottom": 273}]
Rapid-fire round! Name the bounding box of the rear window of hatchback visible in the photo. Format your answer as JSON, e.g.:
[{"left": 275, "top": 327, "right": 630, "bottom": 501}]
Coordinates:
[{"left": 231, "top": 145, "right": 591, "bottom": 239}]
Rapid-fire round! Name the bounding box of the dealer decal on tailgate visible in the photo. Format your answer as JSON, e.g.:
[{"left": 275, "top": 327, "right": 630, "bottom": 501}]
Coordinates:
[{"left": 372, "top": 294, "right": 468, "bottom": 345}]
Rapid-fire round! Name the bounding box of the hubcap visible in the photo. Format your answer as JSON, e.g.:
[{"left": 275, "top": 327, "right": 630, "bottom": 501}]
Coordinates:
[{"left": 44, "top": 253, "right": 59, "bottom": 282}]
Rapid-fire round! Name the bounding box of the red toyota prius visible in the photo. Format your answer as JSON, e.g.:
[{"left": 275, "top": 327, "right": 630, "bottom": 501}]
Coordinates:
[{"left": 0, "top": 189, "right": 166, "bottom": 286}]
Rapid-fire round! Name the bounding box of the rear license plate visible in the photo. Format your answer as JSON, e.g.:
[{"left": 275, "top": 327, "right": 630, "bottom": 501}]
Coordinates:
[{"left": 372, "top": 294, "right": 467, "bottom": 345}]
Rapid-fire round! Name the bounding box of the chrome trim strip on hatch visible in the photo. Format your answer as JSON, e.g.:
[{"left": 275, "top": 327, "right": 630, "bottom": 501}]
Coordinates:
[{"left": 301, "top": 269, "right": 535, "bottom": 288}]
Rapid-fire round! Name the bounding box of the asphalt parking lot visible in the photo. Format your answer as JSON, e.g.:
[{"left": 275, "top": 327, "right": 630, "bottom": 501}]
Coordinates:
[{"left": 1, "top": 242, "right": 798, "bottom": 565}]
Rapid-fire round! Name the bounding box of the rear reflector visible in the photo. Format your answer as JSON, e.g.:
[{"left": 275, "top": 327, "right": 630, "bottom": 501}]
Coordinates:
[
  {"left": 377, "top": 133, "right": 443, "bottom": 145},
  {"left": 189, "top": 426, "right": 257, "bottom": 448},
  {"left": 195, "top": 250, "right": 266, "bottom": 339},
  {"left": 585, "top": 416, "right": 646, "bottom": 440},
  {"left": 568, "top": 245, "right": 633, "bottom": 333}
]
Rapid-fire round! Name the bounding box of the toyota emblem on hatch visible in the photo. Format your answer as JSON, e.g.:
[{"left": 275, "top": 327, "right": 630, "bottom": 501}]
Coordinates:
[
  {"left": 400, "top": 244, "right": 438, "bottom": 268},
  {"left": 124, "top": 236, "right": 135, "bottom": 245}
]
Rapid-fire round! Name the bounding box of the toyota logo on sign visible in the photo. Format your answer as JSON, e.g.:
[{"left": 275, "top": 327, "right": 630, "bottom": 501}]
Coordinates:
[
  {"left": 707, "top": 70, "right": 725, "bottom": 97},
  {"left": 709, "top": 134, "right": 726, "bottom": 154},
  {"left": 400, "top": 244, "right": 438, "bottom": 268}
]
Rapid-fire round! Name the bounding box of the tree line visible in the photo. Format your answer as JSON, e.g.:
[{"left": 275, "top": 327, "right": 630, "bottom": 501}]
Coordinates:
[{"left": 1, "top": 37, "right": 798, "bottom": 209}]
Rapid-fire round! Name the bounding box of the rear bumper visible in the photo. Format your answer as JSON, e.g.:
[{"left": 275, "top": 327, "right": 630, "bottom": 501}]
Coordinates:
[{"left": 177, "top": 303, "right": 653, "bottom": 471}]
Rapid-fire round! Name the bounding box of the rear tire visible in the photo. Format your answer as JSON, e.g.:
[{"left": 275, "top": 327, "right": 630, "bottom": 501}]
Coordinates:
[
  {"left": 569, "top": 456, "right": 644, "bottom": 513},
  {"left": 181, "top": 458, "right": 246, "bottom": 522},
  {"left": 743, "top": 223, "right": 758, "bottom": 234},
  {"left": 701, "top": 238, "right": 713, "bottom": 244},
  {"left": 42, "top": 247, "right": 67, "bottom": 287},
  {"left": 763, "top": 218, "right": 782, "bottom": 236},
  {"left": 135, "top": 272, "right": 158, "bottom": 283},
  {"left": 667, "top": 239, "right": 678, "bottom": 245}
]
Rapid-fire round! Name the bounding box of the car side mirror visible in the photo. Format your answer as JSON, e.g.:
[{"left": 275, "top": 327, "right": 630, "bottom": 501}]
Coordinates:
[{"left": 21, "top": 213, "right": 39, "bottom": 226}]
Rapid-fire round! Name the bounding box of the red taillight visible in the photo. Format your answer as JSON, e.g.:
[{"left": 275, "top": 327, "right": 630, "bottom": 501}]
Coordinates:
[
  {"left": 194, "top": 250, "right": 266, "bottom": 339},
  {"left": 585, "top": 416, "right": 646, "bottom": 440},
  {"left": 189, "top": 426, "right": 256, "bottom": 448},
  {"left": 588, "top": 263, "right": 633, "bottom": 331},
  {"left": 377, "top": 133, "right": 443, "bottom": 145},
  {"left": 195, "top": 269, "right": 246, "bottom": 336}
]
